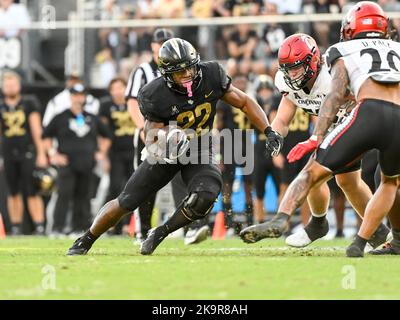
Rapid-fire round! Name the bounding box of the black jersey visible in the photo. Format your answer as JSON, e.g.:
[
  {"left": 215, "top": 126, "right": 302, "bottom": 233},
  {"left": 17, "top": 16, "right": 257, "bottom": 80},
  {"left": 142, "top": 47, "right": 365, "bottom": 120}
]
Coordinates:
[
  {"left": 216, "top": 100, "right": 251, "bottom": 131},
  {"left": 43, "top": 110, "right": 111, "bottom": 170},
  {"left": 254, "top": 94, "right": 280, "bottom": 152},
  {"left": 0, "top": 96, "right": 40, "bottom": 156},
  {"left": 138, "top": 61, "right": 231, "bottom": 138},
  {"left": 99, "top": 97, "right": 136, "bottom": 153},
  {"left": 281, "top": 108, "right": 311, "bottom": 156}
]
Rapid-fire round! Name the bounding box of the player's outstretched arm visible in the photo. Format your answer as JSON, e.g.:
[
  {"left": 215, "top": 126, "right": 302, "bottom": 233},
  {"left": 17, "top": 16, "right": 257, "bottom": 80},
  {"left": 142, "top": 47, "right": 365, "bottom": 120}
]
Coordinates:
[
  {"left": 222, "top": 84, "right": 284, "bottom": 156},
  {"left": 271, "top": 96, "right": 297, "bottom": 138},
  {"left": 313, "top": 59, "right": 350, "bottom": 139},
  {"left": 221, "top": 84, "right": 269, "bottom": 132}
]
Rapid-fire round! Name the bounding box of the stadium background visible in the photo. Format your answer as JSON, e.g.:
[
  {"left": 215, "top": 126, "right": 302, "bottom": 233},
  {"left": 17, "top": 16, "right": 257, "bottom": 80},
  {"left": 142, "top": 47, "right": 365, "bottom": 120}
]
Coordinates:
[{"left": 1, "top": 0, "right": 400, "bottom": 236}]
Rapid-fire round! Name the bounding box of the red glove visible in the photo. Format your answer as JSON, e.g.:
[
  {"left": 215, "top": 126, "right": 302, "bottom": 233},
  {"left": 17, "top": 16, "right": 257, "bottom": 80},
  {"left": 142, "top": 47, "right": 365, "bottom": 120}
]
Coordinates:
[{"left": 287, "top": 135, "right": 319, "bottom": 163}]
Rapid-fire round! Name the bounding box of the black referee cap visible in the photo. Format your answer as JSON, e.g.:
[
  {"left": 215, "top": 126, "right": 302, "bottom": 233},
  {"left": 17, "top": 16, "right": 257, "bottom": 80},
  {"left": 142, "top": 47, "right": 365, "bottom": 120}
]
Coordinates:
[{"left": 152, "top": 28, "right": 174, "bottom": 44}]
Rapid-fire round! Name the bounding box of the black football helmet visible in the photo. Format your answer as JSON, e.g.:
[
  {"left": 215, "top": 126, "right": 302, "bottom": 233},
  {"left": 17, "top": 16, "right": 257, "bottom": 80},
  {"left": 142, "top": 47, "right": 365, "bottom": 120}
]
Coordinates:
[
  {"left": 33, "top": 167, "right": 58, "bottom": 196},
  {"left": 158, "top": 38, "right": 202, "bottom": 96}
]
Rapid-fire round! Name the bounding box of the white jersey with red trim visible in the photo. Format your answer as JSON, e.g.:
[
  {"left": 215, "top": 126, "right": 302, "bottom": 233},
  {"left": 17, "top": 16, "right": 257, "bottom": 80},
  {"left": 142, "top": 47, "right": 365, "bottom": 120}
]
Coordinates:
[
  {"left": 325, "top": 38, "right": 400, "bottom": 98},
  {"left": 274, "top": 63, "right": 347, "bottom": 123}
]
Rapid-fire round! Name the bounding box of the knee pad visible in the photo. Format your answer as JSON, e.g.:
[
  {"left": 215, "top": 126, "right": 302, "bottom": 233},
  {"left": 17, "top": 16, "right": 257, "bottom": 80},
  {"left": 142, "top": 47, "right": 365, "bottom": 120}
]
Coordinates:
[
  {"left": 118, "top": 192, "right": 138, "bottom": 212},
  {"left": 182, "top": 191, "right": 217, "bottom": 220}
]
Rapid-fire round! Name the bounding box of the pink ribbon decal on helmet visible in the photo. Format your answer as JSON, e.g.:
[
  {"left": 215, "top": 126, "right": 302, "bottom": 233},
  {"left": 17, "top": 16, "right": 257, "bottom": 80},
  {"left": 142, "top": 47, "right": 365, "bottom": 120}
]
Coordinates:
[{"left": 182, "top": 81, "right": 193, "bottom": 97}]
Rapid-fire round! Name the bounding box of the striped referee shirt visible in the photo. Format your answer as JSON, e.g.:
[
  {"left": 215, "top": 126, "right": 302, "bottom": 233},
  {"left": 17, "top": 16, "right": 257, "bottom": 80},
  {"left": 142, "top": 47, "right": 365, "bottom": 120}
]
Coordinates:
[{"left": 125, "top": 59, "right": 160, "bottom": 100}]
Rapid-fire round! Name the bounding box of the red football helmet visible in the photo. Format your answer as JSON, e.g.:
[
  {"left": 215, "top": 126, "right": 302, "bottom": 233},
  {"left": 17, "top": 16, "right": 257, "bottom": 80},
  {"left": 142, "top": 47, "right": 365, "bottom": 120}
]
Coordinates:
[
  {"left": 341, "top": 1, "right": 389, "bottom": 41},
  {"left": 278, "top": 33, "right": 321, "bottom": 91}
]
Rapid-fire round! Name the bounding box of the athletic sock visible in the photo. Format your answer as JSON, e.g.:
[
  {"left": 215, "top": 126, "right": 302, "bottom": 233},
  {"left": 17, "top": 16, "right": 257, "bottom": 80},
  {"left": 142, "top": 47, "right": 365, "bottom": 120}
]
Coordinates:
[
  {"left": 274, "top": 212, "right": 290, "bottom": 222},
  {"left": 391, "top": 229, "right": 400, "bottom": 247},
  {"left": 34, "top": 222, "right": 45, "bottom": 234},
  {"left": 304, "top": 213, "right": 329, "bottom": 241},
  {"left": 79, "top": 230, "right": 99, "bottom": 247},
  {"left": 11, "top": 223, "right": 22, "bottom": 235},
  {"left": 163, "top": 207, "right": 192, "bottom": 235},
  {"left": 223, "top": 201, "right": 233, "bottom": 228},
  {"left": 353, "top": 234, "right": 368, "bottom": 250},
  {"left": 245, "top": 202, "right": 253, "bottom": 225}
]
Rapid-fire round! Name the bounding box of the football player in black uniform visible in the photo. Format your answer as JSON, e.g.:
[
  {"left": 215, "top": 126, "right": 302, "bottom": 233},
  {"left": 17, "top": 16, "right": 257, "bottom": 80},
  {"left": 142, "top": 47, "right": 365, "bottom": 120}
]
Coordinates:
[
  {"left": 99, "top": 77, "right": 136, "bottom": 234},
  {"left": 67, "top": 38, "right": 283, "bottom": 255},
  {"left": 216, "top": 73, "right": 254, "bottom": 232},
  {"left": 0, "top": 71, "right": 47, "bottom": 235},
  {"left": 251, "top": 75, "right": 282, "bottom": 224}
]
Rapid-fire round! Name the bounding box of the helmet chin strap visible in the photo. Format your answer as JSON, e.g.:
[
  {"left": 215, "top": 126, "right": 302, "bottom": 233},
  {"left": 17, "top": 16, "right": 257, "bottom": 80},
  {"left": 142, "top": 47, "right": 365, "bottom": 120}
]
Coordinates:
[{"left": 182, "top": 81, "right": 193, "bottom": 97}]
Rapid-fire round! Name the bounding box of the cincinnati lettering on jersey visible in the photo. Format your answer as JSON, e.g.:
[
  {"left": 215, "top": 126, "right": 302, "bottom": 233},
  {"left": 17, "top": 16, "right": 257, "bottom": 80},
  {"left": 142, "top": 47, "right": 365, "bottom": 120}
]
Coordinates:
[{"left": 292, "top": 92, "right": 326, "bottom": 114}]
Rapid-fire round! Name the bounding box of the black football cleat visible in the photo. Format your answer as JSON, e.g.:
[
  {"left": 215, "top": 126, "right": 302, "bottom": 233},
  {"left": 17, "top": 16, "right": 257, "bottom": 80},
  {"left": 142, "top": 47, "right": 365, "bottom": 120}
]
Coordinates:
[
  {"left": 367, "top": 224, "right": 391, "bottom": 249},
  {"left": 346, "top": 243, "right": 364, "bottom": 258},
  {"left": 369, "top": 242, "right": 400, "bottom": 255},
  {"left": 140, "top": 227, "right": 167, "bottom": 255},
  {"left": 66, "top": 237, "right": 91, "bottom": 256},
  {"left": 240, "top": 217, "right": 288, "bottom": 243}
]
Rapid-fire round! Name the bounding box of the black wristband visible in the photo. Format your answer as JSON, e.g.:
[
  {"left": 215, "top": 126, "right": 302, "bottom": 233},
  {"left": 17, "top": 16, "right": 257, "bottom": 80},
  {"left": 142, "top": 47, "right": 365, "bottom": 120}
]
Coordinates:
[{"left": 264, "top": 126, "right": 272, "bottom": 135}]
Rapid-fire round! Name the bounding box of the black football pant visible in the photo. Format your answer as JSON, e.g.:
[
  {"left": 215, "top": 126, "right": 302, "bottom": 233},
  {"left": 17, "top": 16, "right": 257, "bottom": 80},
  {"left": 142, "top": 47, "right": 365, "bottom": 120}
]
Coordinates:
[
  {"left": 53, "top": 166, "right": 92, "bottom": 233},
  {"left": 118, "top": 159, "right": 222, "bottom": 224}
]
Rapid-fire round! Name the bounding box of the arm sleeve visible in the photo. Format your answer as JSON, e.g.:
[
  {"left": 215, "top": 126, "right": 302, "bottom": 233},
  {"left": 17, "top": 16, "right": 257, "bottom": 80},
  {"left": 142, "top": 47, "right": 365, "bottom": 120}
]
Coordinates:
[
  {"left": 325, "top": 46, "right": 343, "bottom": 72},
  {"left": 138, "top": 91, "right": 168, "bottom": 124},
  {"left": 216, "top": 62, "right": 232, "bottom": 95}
]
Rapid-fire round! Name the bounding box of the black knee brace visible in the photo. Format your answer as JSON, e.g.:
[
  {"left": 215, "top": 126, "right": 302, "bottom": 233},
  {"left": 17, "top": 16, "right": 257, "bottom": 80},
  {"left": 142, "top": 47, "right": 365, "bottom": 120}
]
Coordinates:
[{"left": 181, "top": 191, "right": 217, "bottom": 221}]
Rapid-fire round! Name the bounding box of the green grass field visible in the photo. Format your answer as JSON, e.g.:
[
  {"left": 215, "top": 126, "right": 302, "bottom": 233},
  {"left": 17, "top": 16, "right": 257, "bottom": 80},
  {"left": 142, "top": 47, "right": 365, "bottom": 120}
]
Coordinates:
[{"left": 0, "top": 236, "right": 399, "bottom": 300}]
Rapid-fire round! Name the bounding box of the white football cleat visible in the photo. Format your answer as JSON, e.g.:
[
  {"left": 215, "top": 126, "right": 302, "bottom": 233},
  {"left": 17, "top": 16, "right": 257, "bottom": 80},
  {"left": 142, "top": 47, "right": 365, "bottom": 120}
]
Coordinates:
[
  {"left": 184, "top": 225, "right": 209, "bottom": 245},
  {"left": 285, "top": 228, "right": 312, "bottom": 248}
]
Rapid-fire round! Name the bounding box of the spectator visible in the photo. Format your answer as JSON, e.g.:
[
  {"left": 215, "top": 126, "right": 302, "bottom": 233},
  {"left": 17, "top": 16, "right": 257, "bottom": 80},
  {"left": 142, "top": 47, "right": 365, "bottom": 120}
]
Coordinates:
[
  {"left": 42, "top": 74, "right": 100, "bottom": 127},
  {"left": 135, "top": 0, "right": 159, "bottom": 19},
  {"left": 227, "top": 24, "right": 258, "bottom": 61},
  {"left": 253, "top": 2, "right": 286, "bottom": 75},
  {"left": 100, "top": 0, "right": 122, "bottom": 20},
  {"left": 0, "top": 0, "right": 30, "bottom": 39},
  {"left": 267, "top": 0, "right": 302, "bottom": 14},
  {"left": 0, "top": 71, "right": 47, "bottom": 235},
  {"left": 212, "top": 0, "right": 235, "bottom": 59},
  {"left": 261, "top": 2, "right": 286, "bottom": 59},
  {"left": 311, "top": 0, "right": 340, "bottom": 51},
  {"left": 155, "top": 0, "right": 186, "bottom": 18},
  {"left": 43, "top": 84, "right": 111, "bottom": 235},
  {"left": 231, "top": 0, "right": 263, "bottom": 16},
  {"left": 190, "top": 0, "right": 214, "bottom": 55},
  {"left": 191, "top": 0, "right": 213, "bottom": 18},
  {"left": 95, "top": 47, "right": 117, "bottom": 88}
]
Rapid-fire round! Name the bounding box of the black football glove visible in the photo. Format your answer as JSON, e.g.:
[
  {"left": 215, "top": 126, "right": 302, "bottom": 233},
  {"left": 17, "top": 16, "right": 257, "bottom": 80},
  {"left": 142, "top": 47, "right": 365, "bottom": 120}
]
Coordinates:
[{"left": 264, "top": 126, "right": 284, "bottom": 157}]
